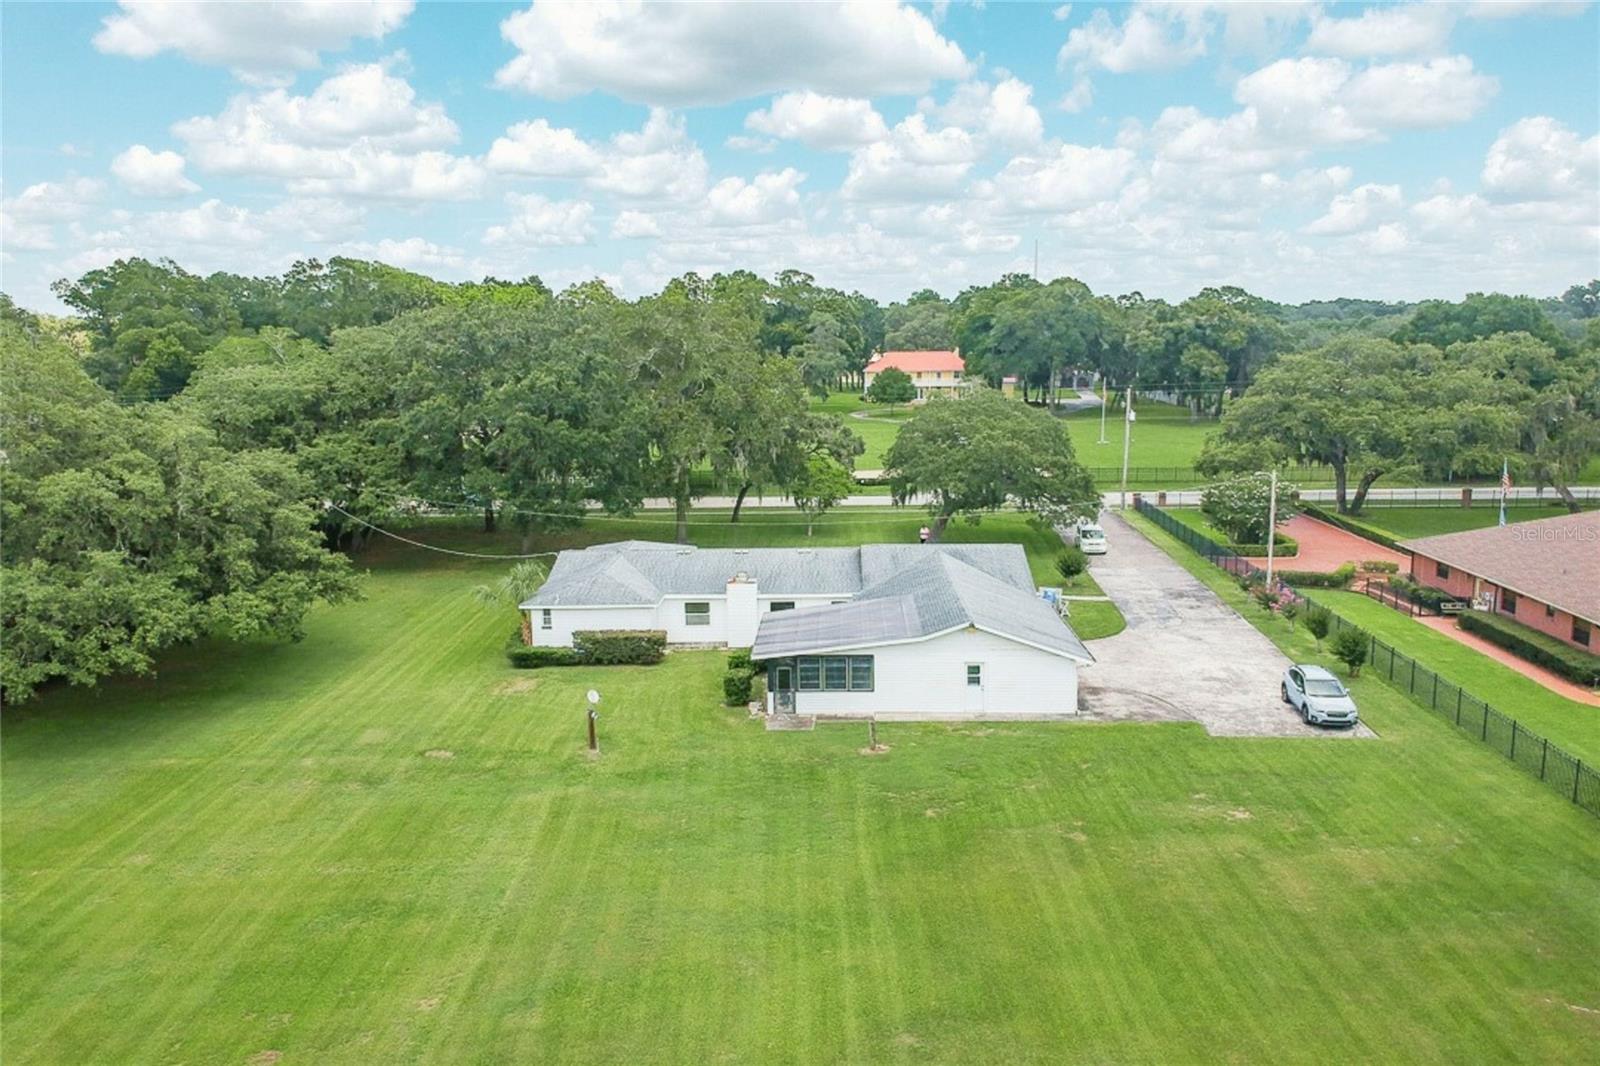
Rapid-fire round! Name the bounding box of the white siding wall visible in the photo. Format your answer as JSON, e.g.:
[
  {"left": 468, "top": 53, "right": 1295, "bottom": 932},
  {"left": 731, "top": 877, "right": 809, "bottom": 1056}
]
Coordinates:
[
  {"left": 793, "top": 628, "right": 1080, "bottom": 718},
  {"left": 529, "top": 606, "right": 657, "bottom": 647},
  {"left": 531, "top": 591, "right": 852, "bottom": 649}
]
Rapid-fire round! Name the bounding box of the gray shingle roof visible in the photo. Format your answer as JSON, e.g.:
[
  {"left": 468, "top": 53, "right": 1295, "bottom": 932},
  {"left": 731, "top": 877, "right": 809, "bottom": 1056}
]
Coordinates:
[
  {"left": 1399, "top": 511, "right": 1600, "bottom": 624},
  {"left": 750, "top": 553, "right": 1094, "bottom": 663},
  {"left": 522, "top": 541, "right": 1035, "bottom": 608}
]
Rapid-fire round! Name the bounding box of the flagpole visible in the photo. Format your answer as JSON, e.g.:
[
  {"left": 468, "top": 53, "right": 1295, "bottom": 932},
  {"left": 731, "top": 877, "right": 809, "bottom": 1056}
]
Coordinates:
[{"left": 1498, "top": 458, "right": 1508, "bottom": 527}]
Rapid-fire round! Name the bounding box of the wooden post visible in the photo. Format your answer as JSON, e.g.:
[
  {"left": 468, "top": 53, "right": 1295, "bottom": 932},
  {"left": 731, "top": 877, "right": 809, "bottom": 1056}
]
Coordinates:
[
  {"left": 868, "top": 718, "right": 879, "bottom": 751},
  {"left": 587, "top": 708, "right": 598, "bottom": 753}
]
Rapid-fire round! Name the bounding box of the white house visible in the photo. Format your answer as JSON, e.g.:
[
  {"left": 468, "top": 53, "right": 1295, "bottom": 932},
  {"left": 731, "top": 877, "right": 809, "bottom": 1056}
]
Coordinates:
[
  {"left": 861, "top": 349, "right": 967, "bottom": 400},
  {"left": 522, "top": 541, "right": 1093, "bottom": 719}
]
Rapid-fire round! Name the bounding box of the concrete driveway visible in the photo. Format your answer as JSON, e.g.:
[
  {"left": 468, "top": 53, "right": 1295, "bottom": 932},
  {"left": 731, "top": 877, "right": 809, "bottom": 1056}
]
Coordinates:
[{"left": 1076, "top": 511, "right": 1375, "bottom": 739}]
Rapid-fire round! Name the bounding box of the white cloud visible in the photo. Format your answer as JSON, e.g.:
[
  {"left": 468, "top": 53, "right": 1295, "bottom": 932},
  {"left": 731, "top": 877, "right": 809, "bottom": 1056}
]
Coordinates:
[
  {"left": 1359, "top": 222, "right": 1411, "bottom": 254},
  {"left": 93, "top": 0, "right": 413, "bottom": 81},
  {"left": 927, "top": 77, "right": 1044, "bottom": 148},
  {"left": 1340, "top": 57, "right": 1500, "bottom": 129},
  {"left": 584, "top": 109, "right": 709, "bottom": 202},
  {"left": 983, "top": 143, "right": 1137, "bottom": 213},
  {"left": 725, "top": 134, "right": 777, "bottom": 153},
  {"left": 59, "top": 143, "right": 92, "bottom": 158},
  {"left": 745, "top": 92, "right": 888, "bottom": 151},
  {"left": 172, "top": 63, "right": 483, "bottom": 200},
  {"left": 2, "top": 177, "right": 104, "bottom": 223},
  {"left": 611, "top": 210, "right": 662, "bottom": 238},
  {"left": 1410, "top": 192, "right": 1489, "bottom": 239},
  {"left": 486, "top": 119, "right": 602, "bottom": 176},
  {"left": 483, "top": 192, "right": 595, "bottom": 246},
  {"left": 339, "top": 236, "right": 470, "bottom": 273},
  {"left": 1304, "top": 4, "right": 1456, "bottom": 57},
  {"left": 841, "top": 114, "right": 978, "bottom": 201},
  {"left": 495, "top": 1, "right": 971, "bottom": 105},
  {"left": 110, "top": 145, "right": 200, "bottom": 197},
  {"left": 1303, "top": 183, "right": 1402, "bottom": 235},
  {"left": 1481, "top": 116, "right": 1600, "bottom": 203},
  {"left": 706, "top": 168, "right": 806, "bottom": 226},
  {"left": 1058, "top": 76, "right": 1094, "bottom": 114},
  {"left": 1059, "top": 7, "right": 1207, "bottom": 74}
]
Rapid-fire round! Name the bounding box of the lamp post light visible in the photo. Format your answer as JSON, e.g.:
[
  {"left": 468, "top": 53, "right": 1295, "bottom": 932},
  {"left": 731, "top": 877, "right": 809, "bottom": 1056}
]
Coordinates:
[{"left": 586, "top": 689, "right": 600, "bottom": 753}]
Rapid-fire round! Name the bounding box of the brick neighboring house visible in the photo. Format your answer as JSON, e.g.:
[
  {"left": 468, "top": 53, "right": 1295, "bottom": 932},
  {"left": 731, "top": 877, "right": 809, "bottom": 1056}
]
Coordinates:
[
  {"left": 1401, "top": 510, "right": 1599, "bottom": 651},
  {"left": 862, "top": 349, "right": 967, "bottom": 400}
]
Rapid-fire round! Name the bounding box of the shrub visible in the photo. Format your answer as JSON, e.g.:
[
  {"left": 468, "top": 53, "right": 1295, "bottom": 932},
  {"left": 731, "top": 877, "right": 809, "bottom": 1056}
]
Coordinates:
[
  {"left": 1458, "top": 611, "right": 1600, "bottom": 687},
  {"left": 1331, "top": 627, "right": 1370, "bottom": 676},
  {"left": 1230, "top": 534, "right": 1299, "bottom": 558},
  {"left": 1385, "top": 575, "right": 1453, "bottom": 611},
  {"left": 1281, "top": 601, "right": 1301, "bottom": 629},
  {"left": 1361, "top": 559, "right": 1400, "bottom": 574},
  {"left": 1055, "top": 547, "right": 1088, "bottom": 581},
  {"left": 1253, "top": 586, "right": 1280, "bottom": 610},
  {"left": 572, "top": 630, "right": 667, "bottom": 665},
  {"left": 1200, "top": 472, "right": 1301, "bottom": 543},
  {"left": 1275, "top": 563, "right": 1356, "bottom": 589},
  {"left": 723, "top": 669, "right": 754, "bottom": 706},
  {"left": 507, "top": 645, "right": 583, "bottom": 669},
  {"left": 1304, "top": 606, "right": 1332, "bottom": 648},
  {"left": 727, "top": 648, "right": 755, "bottom": 674}
]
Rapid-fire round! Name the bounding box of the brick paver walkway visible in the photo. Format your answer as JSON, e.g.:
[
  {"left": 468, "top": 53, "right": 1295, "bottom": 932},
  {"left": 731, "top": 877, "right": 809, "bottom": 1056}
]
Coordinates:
[
  {"left": 1414, "top": 616, "right": 1600, "bottom": 706},
  {"left": 1245, "top": 515, "right": 1408, "bottom": 574}
]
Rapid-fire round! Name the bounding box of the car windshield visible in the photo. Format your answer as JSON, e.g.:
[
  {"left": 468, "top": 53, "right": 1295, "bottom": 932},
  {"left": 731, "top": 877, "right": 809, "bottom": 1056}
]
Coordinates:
[
  {"left": 1081, "top": 529, "right": 1104, "bottom": 540},
  {"left": 1305, "top": 679, "right": 1346, "bottom": 697}
]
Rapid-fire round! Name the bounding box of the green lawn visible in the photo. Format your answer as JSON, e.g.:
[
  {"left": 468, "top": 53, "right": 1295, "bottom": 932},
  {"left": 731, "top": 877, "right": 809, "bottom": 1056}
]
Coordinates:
[
  {"left": 1060, "top": 400, "right": 1220, "bottom": 480},
  {"left": 1307, "top": 590, "right": 1600, "bottom": 763},
  {"left": 1350, "top": 503, "right": 1599, "bottom": 540},
  {"left": 4, "top": 524, "right": 1597, "bottom": 1064}
]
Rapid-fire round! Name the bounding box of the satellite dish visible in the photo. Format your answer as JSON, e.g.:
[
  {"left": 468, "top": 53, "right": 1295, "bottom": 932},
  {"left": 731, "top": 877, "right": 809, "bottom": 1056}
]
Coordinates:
[{"left": 586, "top": 689, "right": 601, "bottom": 705}]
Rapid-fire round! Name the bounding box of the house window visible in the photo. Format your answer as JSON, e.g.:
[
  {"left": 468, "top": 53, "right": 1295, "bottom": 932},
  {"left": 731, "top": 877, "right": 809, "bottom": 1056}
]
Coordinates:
[
  {"left": 769, "top": 601, "right": 795, "bottom": 612},
  {"left": 823, "top": 656, "right": 849, "bottom": 690},
  {"left": 540, "top": 609, "right": 552, "bottom": 630},
  {"left": 797, "top": 657, "right": 821, "bottom": 690},
  {"left": 848, "top": 656, "right": 874, "bottom": 691},
  {"left": 685, "top": 601, "right": 711, "bottom": 626},
  {"left": 1501, "top": 590, "right": 1518, "bottom": 615},
  {"left": 967, "top": 664, "right": 982, "bottom": 687},
  {"left": 1435, "top": 560, "right": 1450, "bottom": 579},
  {"left": 1575, "top": 619, "right": 1592, "bottom": 647},
  {"left": 1546, "top": 603, "right": 1556, "bottom": 618}
]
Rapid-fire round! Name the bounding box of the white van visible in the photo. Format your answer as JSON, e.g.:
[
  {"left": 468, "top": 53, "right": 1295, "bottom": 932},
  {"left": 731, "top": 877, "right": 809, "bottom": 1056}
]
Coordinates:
[{"left": 1075, "top": 521, "right": 1108, "bottom": 555}]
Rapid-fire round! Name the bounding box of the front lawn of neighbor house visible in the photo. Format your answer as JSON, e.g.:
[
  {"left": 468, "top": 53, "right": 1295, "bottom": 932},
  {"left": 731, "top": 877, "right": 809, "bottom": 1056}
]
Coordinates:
[
  {"left": 3, "top": 532, "right": 1597, "bottom": 1065},
  {"left": 1343, "top": 502, "right": 1600, "bottom": 540}
]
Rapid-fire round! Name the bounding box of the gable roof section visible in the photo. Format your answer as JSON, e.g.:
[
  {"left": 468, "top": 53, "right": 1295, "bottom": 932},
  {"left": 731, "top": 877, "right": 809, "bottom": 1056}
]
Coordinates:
[
  {"left": 522, "top": 541, "right": 1034, "bottom": 609},
  {"left": 751, "top": 553, "right": 1093, "bottom": 663},
  {"left": 867, "top": 350, "right": 964, "bottom": 374},
  {"left": 1400, "top": 511, "right": 1600, "bottom": 624}
]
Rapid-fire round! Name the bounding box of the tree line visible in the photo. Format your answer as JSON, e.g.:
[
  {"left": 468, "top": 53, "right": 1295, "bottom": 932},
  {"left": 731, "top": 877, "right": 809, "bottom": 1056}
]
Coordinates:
[{"left": 4, "top": 257, "right": 1597, "bottom": 702}]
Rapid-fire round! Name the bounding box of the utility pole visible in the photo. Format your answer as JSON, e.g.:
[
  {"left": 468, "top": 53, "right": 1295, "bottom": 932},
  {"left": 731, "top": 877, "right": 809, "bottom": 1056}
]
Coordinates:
[
  {"left": 1119, "top": 386, "right": 1134, "bottom": 510},
  {"left": 1265, "top": 469, "right": 1279, "bottom": 588},
  {"left": 1097, "top": 377, "right": 1109, "bottom": 444}
]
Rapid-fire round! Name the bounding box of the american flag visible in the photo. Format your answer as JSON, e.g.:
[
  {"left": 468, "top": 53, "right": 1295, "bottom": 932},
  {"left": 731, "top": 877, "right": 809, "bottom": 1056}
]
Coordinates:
[{"left": 1500, "top": 462, "right": 1513, "bottom": 495}]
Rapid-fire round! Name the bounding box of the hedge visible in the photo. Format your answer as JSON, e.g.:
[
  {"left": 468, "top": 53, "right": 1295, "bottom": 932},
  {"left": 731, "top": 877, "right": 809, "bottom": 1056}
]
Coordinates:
[
  {"left": 507, "top": 645, "right": 584, "bottom": 669},
  {"left": 1386, "top": 575, "right": 1454, "bottom": 612},
  {"left": 1458, "top": 611, "right": 1600, "bottom": 687},
  {"left": 727, "top": 648, "right": 755, "bottom": 674},
  {"left": 573, "top": 630, "right": 667, "bottom": 665},
  {"left": 1275, "top": 563, "right": 1356, "bottom": 588},
  {"left": 1299, "top": 503, "right": 1404, "bottom": 551},
  {"left": 1231, "top": 533, "right": 1298, "bottom": 558}
]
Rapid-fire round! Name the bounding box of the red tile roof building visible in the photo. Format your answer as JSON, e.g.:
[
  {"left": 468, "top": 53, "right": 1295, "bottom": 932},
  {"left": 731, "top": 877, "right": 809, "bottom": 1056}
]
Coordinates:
[{"left": 862, "top": 350, "right": 967, "bottom": 399}]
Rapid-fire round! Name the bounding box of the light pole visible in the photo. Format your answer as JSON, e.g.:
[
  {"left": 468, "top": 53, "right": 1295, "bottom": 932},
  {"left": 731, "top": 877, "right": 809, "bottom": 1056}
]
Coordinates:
[
  {"left": 1265, "top": 470, "right": 1279, "bottom": 588},
  {"left": 586, "top": 689, "right": 600, "bottom": 753},
  {"left": 1097, "top": 378, "right": 1109, "bottom": 445},
  {"left": 1118, "top": 386, "right": 1135, "bottom": 510}
]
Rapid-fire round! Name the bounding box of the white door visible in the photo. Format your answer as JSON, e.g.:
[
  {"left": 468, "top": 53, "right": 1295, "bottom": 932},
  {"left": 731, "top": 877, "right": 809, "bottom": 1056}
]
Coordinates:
[{"left": 964, "top": 663, "right": 985, "bottom": 712}]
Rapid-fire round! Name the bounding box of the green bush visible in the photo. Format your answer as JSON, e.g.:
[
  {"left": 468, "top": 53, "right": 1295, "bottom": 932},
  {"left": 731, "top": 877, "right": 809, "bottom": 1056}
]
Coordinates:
[
  {"left": 1331, "top": 627, "right": 1370, "bottom": 676},
  {"left": 1304, "top": 606, "right": 1332, "bottom": 648},
  {"left": 1253, "top": 586, "right": 1280, "bottom": 609},
  {"left": 1458, "top": 611, "right": 1600, "bottom": 687},
  {"left": 1361, "top": 560, "right": 1400, "bottom": 574},
  {"left": 723, "top": 669, "right": 754, "bottom": 706},
  {"left": 727, "top": 648, "right": 755, "bottom": 674},
  {"left": 1385, "top": 575, "right": 1453, "bottom": 611},
  {"left": 507, "top": 645, "right": 584, "bottom": 669},
  {"left": 1230, "top": 534, "right": 1299, "bottom": 558},
  {"left": 572, "top": 630, "right": 667, "bottom": 665},
  {"left": 1055, "top": 547, "right": 1088, "bottom": 581},
  {"left": 1275, "top": 564, "right": 1356, "bottom": 588}
]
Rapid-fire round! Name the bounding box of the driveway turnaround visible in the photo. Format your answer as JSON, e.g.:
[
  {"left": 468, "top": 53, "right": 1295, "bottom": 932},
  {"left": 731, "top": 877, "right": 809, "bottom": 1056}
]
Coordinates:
[
  {"left": 1078, "top": 511, "right": 1376, "bottom": 738},
  {"left": 1242, "top": 514, "right": 1407, "bottom": 574}
]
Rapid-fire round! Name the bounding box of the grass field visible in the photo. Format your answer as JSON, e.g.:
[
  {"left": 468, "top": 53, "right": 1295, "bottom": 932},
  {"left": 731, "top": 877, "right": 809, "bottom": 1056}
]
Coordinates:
[
  {"left": 1309, "top": 590, "right": 1600, "bottom": 763},
  {"left": 1060, "top": 400, "right": 1219, "bottom": 478},
  {"left": 5, "top": 518, "right": 1598, "bottom": 1064},
  {"left": 1349, "top": 503, "right": 1600, "bottom": 540}
]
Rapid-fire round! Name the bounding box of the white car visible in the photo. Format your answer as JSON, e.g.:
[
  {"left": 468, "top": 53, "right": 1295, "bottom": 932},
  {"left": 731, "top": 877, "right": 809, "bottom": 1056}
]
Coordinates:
[
  {"left": 1075, "top": 521, "right": 1108, "bottom": 555},
  {"left": 1281, "top": 664, "right": 1360, "bottom": 727}
]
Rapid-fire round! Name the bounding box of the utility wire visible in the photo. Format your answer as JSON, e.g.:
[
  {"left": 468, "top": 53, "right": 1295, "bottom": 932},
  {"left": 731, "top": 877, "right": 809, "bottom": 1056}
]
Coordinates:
[{"left": 326, "top": 503, "right": 560, "bottom": 559}]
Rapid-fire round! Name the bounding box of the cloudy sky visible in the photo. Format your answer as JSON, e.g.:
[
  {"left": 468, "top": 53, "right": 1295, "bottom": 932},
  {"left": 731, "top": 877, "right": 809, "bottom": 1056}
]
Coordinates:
[{"left": 3, "top": 1, "right": 1597, "bottom": 311}]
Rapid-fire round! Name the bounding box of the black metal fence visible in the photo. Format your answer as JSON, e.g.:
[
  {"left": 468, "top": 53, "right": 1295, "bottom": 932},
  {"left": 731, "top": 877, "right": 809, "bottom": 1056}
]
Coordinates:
[
  {"left": 1134, "top": 499, "right": 1600, "bottom": 819},
  {"left": 1083, "top": 463, "right": 1337, "bottom": 486}
]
